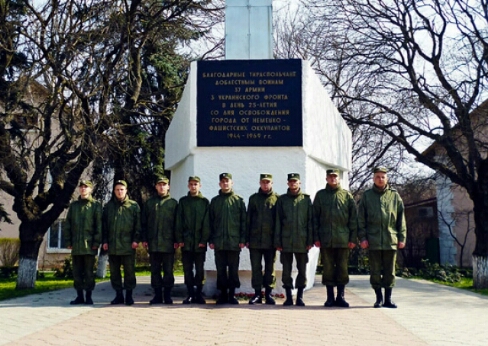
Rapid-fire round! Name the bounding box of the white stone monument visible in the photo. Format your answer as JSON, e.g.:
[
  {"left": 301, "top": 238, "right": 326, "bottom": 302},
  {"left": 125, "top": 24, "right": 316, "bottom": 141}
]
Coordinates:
[{"left": 165, "top": 0, "right": 352, "bottom": 296}]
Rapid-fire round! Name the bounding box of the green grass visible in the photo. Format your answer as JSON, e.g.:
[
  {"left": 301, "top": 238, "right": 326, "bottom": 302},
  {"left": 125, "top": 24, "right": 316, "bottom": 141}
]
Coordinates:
[
  {"left": 0, "top": 272, "right": 76, "bottom": 301},
  {"left": 422, "top": 277, "right": 488, "bottom": 296},
  {"left": 0, "top": 269, "right": 183, "bottom": 301}
]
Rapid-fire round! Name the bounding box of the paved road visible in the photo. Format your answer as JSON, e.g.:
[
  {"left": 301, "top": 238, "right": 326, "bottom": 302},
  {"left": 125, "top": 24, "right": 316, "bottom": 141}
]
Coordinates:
[{"left": 1, "top": 275, "right": 487, "bottom": 345}]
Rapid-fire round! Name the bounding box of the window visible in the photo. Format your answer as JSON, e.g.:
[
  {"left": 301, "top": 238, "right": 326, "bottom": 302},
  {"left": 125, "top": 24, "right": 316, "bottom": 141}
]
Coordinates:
[
  {"left": 47, "top": 219, "right": 69, "bottom": 252},
  {"left": 418, "top": 207, "right": 434, "bottom": 218}
]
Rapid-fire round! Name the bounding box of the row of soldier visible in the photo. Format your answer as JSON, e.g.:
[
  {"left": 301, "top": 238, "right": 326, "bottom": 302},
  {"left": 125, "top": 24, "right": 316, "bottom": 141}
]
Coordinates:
[{"left": 64, "top": 167, "right": 406, "bottom": 308}]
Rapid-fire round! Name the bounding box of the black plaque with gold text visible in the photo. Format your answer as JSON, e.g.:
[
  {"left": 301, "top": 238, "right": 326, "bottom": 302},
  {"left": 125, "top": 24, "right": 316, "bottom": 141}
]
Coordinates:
[{"left": 197, "top": 59, "right": 302, "bottom": 146}]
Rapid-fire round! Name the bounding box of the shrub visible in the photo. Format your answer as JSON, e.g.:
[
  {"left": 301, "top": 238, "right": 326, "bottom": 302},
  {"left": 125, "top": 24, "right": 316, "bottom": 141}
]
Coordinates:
[
  {"left": 0, "top": 238, "right": 20, "bottom": 267},
  {"left": 417, "top": 259, "right": 463, "bottom": 283},
  {"left": 54, "top": 257, "right": 73, "bottom": 279}
]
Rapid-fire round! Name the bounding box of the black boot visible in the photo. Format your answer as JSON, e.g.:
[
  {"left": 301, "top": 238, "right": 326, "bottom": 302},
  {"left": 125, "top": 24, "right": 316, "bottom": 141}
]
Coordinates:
[
  {"left": 228, "top": 288, "right": 239, "bottom": 305},
  {"left": 324, "top": 286, "right": 335, "bottom": 307},
  {"left": 111, "top": 290, "right": 124, "bottom": 305},
  {"left": 383, "top": 288, "right": 397, "bottom": 308},
  {"left": 125, "top": 290, "right": 134, "bottom": 306},
  {"left": 248, "top": 289, "right": 262, "bottom": 305},
  {"left": 295, "top": 288, "right": 305, "bottom": 306},
  {"left": 70, "top": 290, "right": 85, "bottom": 305},
  {"left": 194, "top": 285, "right": 206, "bottom": 304},
  {"left": 335, "top": 285, "right": 349, "bottom": 308},
  {"left": 182, "top": 285, "right": 194, "bottom": 304},
  {"left": 374, "top": 288, "right": 383, "bottom": 308},
  {"left": 264, "top": 287, "right": 276, "bottom": 305},
  {"left": 216, "top": 289, "right": 228, "bottom": 305},
  {"left": 85, "top": 290, "right": 93, "bottom": 305},
  {"left": 283, "top": 288, "right": 293, "bottom": 306},
  {"left": 150, "top": 288, "right": 163, "bottom": 305},
  {"left": 163, "top": 287, "right": 173, "bottom": 305}
]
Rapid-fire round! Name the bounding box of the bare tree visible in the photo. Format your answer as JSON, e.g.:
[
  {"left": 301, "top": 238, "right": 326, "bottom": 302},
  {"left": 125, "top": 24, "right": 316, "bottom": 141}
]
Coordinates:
[
  {"left": 298, "top": 0, "right": 488, "bottom": 287},
  {"left": 0, "top": 0, "right": 223, "bottom": 288},
  {"left": 273, "top": 2, "right": 421, "bottom": 196}
]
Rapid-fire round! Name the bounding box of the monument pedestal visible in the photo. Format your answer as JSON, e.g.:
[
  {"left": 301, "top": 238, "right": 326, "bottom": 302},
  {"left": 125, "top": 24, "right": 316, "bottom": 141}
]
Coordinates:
[{"left": 166, "top": 59, "right": 351, "bottom": 296}]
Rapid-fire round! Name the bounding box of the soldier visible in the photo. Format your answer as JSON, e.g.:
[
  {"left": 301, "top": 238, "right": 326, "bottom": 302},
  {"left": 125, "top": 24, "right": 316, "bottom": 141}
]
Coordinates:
[
  {"left": 64, "top": 180, "right": 102, "bottom": 305},
  {"left": 246, "top": 173, "right": 279, "bottom": 305},
  {"left": 209, "top": 173, "right": 246, "bottom": 305},
  {"left": 102, "top": 180, "right": 141, "bottom": 306},
  {"left": 358, "top": 166, "right": 407, "bottom": 308},
  {"left": 141, "top": 176, "right": 178, "bottom": 305},
  {"left": 176, "top": 176, "right": 210, "bottom": 304},
  {"left": 275, "top": 173, "right": 313, "bottom": 306},
  {"left": 313, "top": 169, "right": 357, "bottom": 308}
]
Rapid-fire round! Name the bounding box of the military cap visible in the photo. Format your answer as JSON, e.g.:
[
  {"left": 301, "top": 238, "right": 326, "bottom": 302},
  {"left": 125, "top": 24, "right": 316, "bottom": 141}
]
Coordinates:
[
  {"left": 260, "top": 173, "right": 273, "bottom": 181},
  {"left": 188, "top": 176, "right": 201, "bottom": 182},
  {"left": 219, "top": 173, "right": 232, "bottom": 180},
  {"left": 326, "top": 169, "right": 340, "bottom": 176},
  {"left": 287, "top": 173, "right": 300, "bottom": 181},
  {"left": 79, "top": 180, "right": 93, "bottom": 187},
  {"left": 156, "top": 176, "right": 170, "bottom": 184},
  {"left": 373, "top": 166, "right": 388, "bottom": 173},
  {"left": 114, "top": 180, "right": 128, "bottom": 187}
]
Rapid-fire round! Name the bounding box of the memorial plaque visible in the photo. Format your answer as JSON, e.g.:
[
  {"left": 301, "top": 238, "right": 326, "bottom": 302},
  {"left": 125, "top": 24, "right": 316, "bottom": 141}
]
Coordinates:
[{"left": 197, "top": 59, "right": 302, "bottom": 146}]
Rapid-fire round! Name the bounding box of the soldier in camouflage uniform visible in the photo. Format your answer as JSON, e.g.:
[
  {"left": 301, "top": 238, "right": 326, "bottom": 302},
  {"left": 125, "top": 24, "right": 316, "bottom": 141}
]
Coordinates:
[
  {"left": 275, "top": 173, "right": 313, "bottom": 306},
  {"left": 142, "top": 176, "right": 178, "bottom": 305},
  {"left": 64, "top": 180, "right": 102, "bottom": 305},
  {"left": 359, "top": 167, "right": 407, "bottom": 308},
  {"left": 102, "top": 180, "right": 141, "bottom": 306},
  {"left": 246, "top": 173, "right": 279, "bottom": 305},
  {"left": 176, "top": 176, "right": 210, "bottom": 304},
  {"left": 209, "top": 173, "right": 246, "bottom": 305},
  {"left": 313, "top": 169, "right": 357, "bottom": 308}
]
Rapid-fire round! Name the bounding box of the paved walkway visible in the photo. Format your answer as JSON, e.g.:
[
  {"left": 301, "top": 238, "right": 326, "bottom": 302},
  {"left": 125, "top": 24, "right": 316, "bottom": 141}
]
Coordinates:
[{"left": 1, "top": 275, "right": 487, "bottom": 345}]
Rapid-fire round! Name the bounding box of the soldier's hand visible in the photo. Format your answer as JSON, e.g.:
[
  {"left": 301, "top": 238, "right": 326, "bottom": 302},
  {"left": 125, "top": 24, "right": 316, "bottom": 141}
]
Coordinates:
[
  {"left": 306, "top": 245, "right": 312, "bottom": 250},
  {"left": 360, "top": 240, "right": 369, "bottom": 249},
  {"left": 103, "top": 243, "right": 109, "bottom": 251},
  {"left": 398, "top": 241, "right": 405, "bottom": 249},
  {"left": 348, "top": 242, "right": 356, "bottom": 249},
  {"left": 209, "top": 243, "right": 215, "bottom": 250},
  {"left": 131, "top": 242, "right": 138, "bottom": 249},
  {"left": 245, "top": 242, "right": 250, "bottom": 248},
  {"left": 142, "top": 242, "right": 149, "bottom": 249},
  {"left": 314, "top": 241, "right": 321, "bottom": 248},
  {"left": 198, "top": 243, "right": 206, "bottom": 248}
]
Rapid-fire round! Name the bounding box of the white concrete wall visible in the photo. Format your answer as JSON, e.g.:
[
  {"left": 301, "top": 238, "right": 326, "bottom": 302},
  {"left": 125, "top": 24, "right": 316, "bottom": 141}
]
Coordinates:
[{"left": 166, "top": 59, "right": 352, "bottom": 294}]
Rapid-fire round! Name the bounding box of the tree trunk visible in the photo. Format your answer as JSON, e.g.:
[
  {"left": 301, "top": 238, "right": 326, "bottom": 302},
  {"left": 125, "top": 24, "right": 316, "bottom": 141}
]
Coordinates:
[
  {"left": 16, "top": 257, "right": 38, "bottom": 289},
  {"left": 96, "top": 253, "right": 108, "bottom": 278},
  {"left": 16, "top": 233, "right": 44, "bottom": 289},
  {"left": 473, "top": 255, "right": 488, "bottom": 289}
]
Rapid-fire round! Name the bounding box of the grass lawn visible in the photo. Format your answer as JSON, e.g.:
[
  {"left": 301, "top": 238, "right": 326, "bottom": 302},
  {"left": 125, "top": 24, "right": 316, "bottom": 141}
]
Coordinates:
[
  {"left": 425, "top": 277, "right": 488, "bottom": 296},
  {"left": 0, "top": 269, "right": 183, "bottom": 302},
  {"left": 0, "top": 272, "right": 77, "bottom": 301}
]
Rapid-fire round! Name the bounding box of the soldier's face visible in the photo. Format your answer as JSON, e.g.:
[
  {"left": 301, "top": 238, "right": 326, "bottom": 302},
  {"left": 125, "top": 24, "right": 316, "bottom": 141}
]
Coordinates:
[
  {"left": 79, "top": 185, "right": 92, "bottom": 199},
  {"left": 260, "top": 180, "right": 272, "bottom": 193},
  {"left": 114, "top": 185, "right": 127, "bottom": 201},
  {"left": 287, "top": 179, "right": 300, "bottom": 192},
  {"left": 155, "top": 182, "right": 169, "bottom": 196},
  {"left": 188, "top": 181, "right": 201, "bottom": 196},
  {"left": 219, "top": 178, "right": 233, "bottom": 193},
  {"left": 326, "top": 174, "right": 339, "bottom": 187},
  {"left": 373, "top": 172, "right": 388, "bottom": 189}
]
